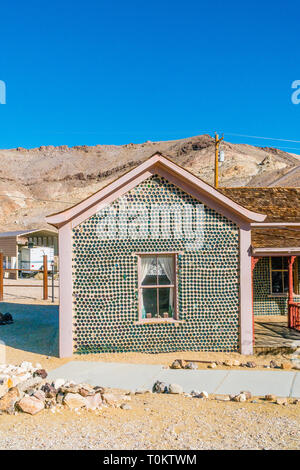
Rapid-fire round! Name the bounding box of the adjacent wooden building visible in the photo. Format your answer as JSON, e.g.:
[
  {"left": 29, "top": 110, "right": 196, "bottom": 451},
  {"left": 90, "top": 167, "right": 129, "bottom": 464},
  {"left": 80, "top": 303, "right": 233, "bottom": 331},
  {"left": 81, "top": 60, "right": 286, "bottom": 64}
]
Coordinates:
[{"left": 0, "top": 229, "right": 58, "bottom": 277}]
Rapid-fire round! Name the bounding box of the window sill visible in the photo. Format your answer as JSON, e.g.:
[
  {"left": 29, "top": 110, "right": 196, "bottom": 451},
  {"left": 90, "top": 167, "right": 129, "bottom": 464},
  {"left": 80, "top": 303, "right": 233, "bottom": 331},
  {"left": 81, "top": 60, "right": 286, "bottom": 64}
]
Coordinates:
[
  {"left": 268, "top": 294, "right": 288, "bottom": 298},
  {"left": 268, "top": 294, "right": 300, "bottom": 299},
  {"left": 134, "top": 318, "right": 184, "bottom": 325},
  {"left": 267, "top": 294, "right": 300, "bottom": 298}
]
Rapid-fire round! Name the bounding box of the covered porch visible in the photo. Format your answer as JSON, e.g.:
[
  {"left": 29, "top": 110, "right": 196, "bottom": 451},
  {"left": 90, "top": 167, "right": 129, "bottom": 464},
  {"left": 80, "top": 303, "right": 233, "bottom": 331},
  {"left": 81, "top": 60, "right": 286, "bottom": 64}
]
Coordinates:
[
  {"left": 252, "top": 247, "right": 300, "bottom": 352},
  {"left": 219, "top": 187, "right": 300, "bottom": 353}
]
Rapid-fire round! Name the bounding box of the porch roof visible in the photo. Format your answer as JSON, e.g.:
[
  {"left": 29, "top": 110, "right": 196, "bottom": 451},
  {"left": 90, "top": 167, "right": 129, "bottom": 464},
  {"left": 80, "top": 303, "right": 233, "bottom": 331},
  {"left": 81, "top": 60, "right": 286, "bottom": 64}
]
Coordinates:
[{"left": 252, "top": 228, "right": 300, "bottom": 249}]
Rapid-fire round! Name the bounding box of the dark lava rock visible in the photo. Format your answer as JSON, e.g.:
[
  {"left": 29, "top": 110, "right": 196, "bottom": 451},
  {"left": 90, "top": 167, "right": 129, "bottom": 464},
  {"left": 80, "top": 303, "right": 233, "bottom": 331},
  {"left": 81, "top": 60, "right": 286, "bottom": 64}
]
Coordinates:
[{"left": 33, "top": 369, "right": 48, "bottom": 379}]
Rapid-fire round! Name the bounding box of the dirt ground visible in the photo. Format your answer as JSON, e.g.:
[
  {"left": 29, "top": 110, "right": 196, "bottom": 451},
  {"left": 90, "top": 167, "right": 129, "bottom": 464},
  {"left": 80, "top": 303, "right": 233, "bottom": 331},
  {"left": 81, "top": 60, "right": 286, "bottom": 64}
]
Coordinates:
[
  {"left": 2, "top": 278, "right": 59, "bottom": 303},
  {"left": 0, "top": 394, "right": 299, "bottom": 450},
  {"left": 1, "top": 301, "right": 300, "bottom": 450},
  {"left": 4, "top": 341, "right": 296, "bottom": 373}
]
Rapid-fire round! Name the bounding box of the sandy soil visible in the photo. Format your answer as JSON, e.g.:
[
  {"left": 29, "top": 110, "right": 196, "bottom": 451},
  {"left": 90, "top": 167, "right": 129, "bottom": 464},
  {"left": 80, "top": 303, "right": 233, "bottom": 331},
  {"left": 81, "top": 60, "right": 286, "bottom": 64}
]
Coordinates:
[
  {"left": 4, "top": 345, "right": 295, "bottom": 373},
  {"left": 2, "top": 278, "right": 59, "bottom": 303},
  {"left": 1, "top": 303, "right": 299, "bottom": 450},
  {"left": 0, "top": 394, "right": 299, "bottom": 449}
]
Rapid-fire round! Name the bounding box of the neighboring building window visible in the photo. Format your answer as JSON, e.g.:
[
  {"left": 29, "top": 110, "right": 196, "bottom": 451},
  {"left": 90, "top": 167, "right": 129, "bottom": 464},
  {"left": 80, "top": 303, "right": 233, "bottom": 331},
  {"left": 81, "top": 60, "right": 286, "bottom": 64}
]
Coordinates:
[
  {"left": 138, "top": 254, "right": 177, "bottom": 320},
  {"left": 270, "top": 257, "right": 298, "bottom": 294}
]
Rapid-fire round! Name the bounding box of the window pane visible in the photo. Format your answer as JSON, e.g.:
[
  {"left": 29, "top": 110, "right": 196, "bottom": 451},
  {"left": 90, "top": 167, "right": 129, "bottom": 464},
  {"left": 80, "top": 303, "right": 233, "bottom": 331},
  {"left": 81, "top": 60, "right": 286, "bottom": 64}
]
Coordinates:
[
  {"left": 142, "top": 288, "right": 157, "bottom": 318},
  {"left": 271, "top": 257, "right": 282, "bottom": 270},
  {"left": 272, "top": 271, "right": 283, "bottom": 293},
  {"left": 283, "top": 257, "right": 289, "bottom": 270},
  {"left": 283, "top": 271, "right": 289, "bottom": 293},
  {"left": 158, "top": 256, "right": 174, "bottom": 285},
  {"left": 158, "top": 287, "right": 174, "bottom": 318},
  {"left": 141, "top": 257, "right": 157, "bottom": 286}
]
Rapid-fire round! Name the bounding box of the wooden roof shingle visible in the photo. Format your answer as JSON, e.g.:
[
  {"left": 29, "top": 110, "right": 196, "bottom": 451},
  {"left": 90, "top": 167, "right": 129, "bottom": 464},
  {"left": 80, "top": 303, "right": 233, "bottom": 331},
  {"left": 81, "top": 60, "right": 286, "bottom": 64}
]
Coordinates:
[{"left": 220, "top": 188, "right": 300, "bottom": 222}]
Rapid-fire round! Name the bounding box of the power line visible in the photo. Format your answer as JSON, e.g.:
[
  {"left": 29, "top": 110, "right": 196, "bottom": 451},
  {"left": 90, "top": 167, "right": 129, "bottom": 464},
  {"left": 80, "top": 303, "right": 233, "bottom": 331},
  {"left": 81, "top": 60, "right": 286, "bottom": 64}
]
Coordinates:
[
  {"left": 224, "top": 132, "right": 300, "bottom": 144},
  {"left": 272, "top": 146, "right": 300, "bottom": 151},
  {"left": 221, "top": 132, "right": 300, "bottom": 152}
]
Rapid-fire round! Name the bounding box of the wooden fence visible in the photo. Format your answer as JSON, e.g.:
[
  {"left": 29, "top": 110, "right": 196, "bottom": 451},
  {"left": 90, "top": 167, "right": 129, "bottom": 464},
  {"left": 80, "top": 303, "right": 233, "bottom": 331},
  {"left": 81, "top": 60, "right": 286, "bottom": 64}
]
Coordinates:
[{"left": 0, "top": 253, "right": 56, "bottom": 302}]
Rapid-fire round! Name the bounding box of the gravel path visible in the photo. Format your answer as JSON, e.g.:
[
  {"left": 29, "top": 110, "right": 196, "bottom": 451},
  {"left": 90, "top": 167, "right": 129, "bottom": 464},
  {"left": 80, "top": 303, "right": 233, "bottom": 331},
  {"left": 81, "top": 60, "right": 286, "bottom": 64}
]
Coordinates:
[{"left": 0, "top": 394, "right": 299, "bottom": 450}]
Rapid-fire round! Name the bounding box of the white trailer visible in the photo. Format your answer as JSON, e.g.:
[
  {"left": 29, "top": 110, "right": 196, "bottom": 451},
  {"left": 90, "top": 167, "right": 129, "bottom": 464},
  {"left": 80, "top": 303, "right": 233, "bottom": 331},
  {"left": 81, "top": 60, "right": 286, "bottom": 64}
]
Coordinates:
[{"left": 19, "top": 246, "right": 54, "bottom": 273}]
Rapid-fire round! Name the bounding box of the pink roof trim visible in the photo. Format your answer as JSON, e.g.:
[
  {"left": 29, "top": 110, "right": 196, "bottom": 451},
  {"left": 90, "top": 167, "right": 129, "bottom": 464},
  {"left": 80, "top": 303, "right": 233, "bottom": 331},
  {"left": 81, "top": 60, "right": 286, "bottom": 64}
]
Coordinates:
[{"left": 46, "top": 153, "right": 266, "bottom": 227}]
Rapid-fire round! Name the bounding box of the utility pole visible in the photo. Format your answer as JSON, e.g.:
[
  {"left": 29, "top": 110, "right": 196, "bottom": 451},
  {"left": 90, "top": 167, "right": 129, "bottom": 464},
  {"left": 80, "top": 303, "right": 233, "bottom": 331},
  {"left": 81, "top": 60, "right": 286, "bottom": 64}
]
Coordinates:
[{"left": 214, "top": 133, "right": 224, "bottom": 189}]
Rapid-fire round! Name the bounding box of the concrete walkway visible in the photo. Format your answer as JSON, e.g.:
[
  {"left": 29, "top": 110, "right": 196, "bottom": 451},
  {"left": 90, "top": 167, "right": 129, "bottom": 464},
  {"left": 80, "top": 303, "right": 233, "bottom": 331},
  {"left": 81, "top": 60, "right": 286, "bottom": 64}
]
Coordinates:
[{"left": 48, "top": 361, "right": 300, "bottom": 398}]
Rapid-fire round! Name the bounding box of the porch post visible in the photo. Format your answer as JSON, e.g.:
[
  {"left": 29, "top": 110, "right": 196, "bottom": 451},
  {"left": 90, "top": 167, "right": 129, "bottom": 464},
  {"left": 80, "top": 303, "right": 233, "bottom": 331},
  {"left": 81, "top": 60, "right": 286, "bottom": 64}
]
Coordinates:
[
  {"left": 58, "top": 222, "right": 73, "bottom": 358},
  {"left": 288, "top": 256, "right": 296, "bottom": 328},
  {"left": 240, "top": 225, "right": 253, "bottom": 355}
]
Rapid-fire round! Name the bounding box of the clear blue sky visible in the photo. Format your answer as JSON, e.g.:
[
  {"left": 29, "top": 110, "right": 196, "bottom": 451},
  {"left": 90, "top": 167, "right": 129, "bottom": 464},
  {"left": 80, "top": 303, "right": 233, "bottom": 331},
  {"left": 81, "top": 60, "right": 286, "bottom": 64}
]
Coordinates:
[{"left": 0, "top": 0, "right": 300, "bottom": 153}]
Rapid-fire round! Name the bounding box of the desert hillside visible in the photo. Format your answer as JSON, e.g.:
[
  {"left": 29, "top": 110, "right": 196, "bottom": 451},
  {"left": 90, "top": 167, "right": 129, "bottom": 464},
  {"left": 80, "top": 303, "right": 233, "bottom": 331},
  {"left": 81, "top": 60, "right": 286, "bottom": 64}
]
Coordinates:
[{"left": 0, "top": 134, "right": 299, "bottom": 232}]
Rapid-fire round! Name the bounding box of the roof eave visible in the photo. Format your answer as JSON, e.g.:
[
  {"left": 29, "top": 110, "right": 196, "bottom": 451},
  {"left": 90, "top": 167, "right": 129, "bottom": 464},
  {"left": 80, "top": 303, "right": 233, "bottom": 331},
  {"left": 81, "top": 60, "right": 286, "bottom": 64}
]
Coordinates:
[
  {"left": 251, "top": 222, "right": 300, "bottom": 228},
  {"left": 252, "top": 247, "right": 300, "bottom": 256}
]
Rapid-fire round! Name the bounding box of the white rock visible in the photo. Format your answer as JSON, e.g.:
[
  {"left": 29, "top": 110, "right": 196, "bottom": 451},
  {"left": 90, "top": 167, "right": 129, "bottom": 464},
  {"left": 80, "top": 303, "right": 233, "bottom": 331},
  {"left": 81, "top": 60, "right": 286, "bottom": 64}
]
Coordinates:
[
  {"left": 18, "top": 396, "right": 44, "bottom": 415},
  {"left": 20, "top": 362, "right": 33, "bottom": 371},
  {"left": 0, "top": 374, "right": 9, "bottom": 381},
  {"left": 168, "top": 383, "right": 183, "bottom": 394},
  {"left": 215, "top": 394, "right": 230, "bottom": 401},
  {"left": 53, "top": 378, "right": 65, "bottom": 389},
  {"left": 65, "top": 381, "right": 76, "bottom": 387},
  {"left": 64, "top": 393, "right": 87, "bottom": 409},
  {"left": 85, "top": 393, "right": 102, "bottom": 410},
  {"left": 10, "top": 376, "right": 23, "bottom": 387},
  {"left": 232, "top": 393, "right": 247, "bottom": 402},
  {"left": 233, "top": 360, "right": 241, "bottom": 366},
  {"left": 0, "top": 383, "right": 8, "bottom": 399},
  {"left": 15, "top": 372, "right": 31, "bottom": 382}
]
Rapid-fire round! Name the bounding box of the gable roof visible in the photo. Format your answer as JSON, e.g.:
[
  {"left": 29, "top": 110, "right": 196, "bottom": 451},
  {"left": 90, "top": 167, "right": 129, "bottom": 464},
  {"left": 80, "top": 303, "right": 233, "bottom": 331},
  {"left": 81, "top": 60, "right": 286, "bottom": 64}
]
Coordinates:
[{"left": 46, "top": 153, "right": 266, "bottom": 228}]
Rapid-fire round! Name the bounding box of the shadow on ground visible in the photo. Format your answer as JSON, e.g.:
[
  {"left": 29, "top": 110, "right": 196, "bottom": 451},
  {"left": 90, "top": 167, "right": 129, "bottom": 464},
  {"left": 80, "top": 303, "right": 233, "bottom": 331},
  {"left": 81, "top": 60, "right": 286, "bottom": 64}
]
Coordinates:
[
  {"left": 0, "top": 302, "right": 58, "bottom": 357},
  {"left": 255, "top": 320, "right": 300, "bottom": 348}
]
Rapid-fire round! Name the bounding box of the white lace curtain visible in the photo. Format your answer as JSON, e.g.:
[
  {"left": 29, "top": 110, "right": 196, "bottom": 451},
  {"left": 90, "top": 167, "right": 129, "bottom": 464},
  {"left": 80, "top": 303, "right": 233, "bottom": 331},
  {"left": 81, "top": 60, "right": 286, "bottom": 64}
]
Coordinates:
[
  {"left": 159, "top": 256, "right": 175, "bottom": 312},
  {"left": 140, "top": 257, "right": 152, "bottom": 318}
]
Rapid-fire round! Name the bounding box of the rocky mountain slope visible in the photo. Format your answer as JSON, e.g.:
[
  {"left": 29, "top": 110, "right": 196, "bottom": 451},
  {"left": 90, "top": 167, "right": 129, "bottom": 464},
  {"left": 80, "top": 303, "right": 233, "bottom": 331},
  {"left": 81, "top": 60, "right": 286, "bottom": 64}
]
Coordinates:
[{"left": 0, "top": 135, "right": 299, "bottom": 231}]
